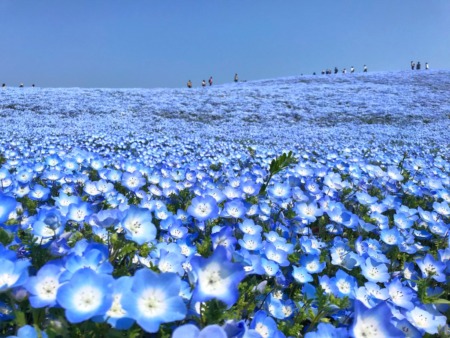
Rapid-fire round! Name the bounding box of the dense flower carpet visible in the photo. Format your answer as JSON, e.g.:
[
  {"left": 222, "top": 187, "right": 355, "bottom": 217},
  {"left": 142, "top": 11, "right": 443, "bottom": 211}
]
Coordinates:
[{"left": 0, "top": 71, "right": 449, "bottom": 337}]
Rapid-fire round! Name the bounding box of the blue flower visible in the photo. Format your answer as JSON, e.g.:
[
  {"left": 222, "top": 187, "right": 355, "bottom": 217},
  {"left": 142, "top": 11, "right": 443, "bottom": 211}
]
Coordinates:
[
  {"left": 121, "top": 171, "right": 146, "bottom": 192},
  {"left": 187, "top": 195, "right": 219, "bottom": 222},
  {"left": 0, "top": 192, "right": 17, "bottom": 223},
  {"left": 6, "top": 325, "right": 48, "bottom": 338},
  {"left": 25, "top": 263, "right": 63, "bottom": 308},
  {"left": 190, "top": 246, "right": 245, "bottom": 307},
  {"left": 360, "top": 257, "right": 390, "bottom": 283},
  {"left": 250, "top": 310, "right": 286, "bottom": 338},
  {"left": 120, "top": 206, "right": 156, "bottom": 245},
  {"left": 351, "top": 300, "right": 404, "bottom": 338},
  {"left": 416, "top": 253, "right": 446, "bottom": 282},
  {"left": 121, "top": 269, "right": 186, "bottom": 333},
  {"left": 406, "top": 306, "right": 448, "bottom": 335},
  {"left": 300, "top": 254, "right": 326, "bottom": 274},
  {"left": 0, "top": 257, "right": 30, "bottom": 292},
  {"left": 386, "top": 278, "right": 414, "bottom": 310},
  {"left": 305, "top": 322, "right": 348, "bottom": 338},
  {"left": 56, "top": 268, "right": 114, "bottom": 323},
  {"left": 172, "top": 324, "right": 227, "bottom": 338}
]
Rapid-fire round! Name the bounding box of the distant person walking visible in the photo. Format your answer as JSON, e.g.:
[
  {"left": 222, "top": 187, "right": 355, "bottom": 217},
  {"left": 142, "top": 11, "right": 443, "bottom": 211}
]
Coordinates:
[
  {"left": 416, "top": 62, "right": 421, "bottom": 70},
  {"left": 411, "top": 61, "right": 415, "bottom": 70},
  {"left": 342, "top": 68, "right": 347, "bottom": 74},
  {"left": 425, "top": 62, "right": 429, "bottom": 70},
  {"left": 2, "top": 83, "right": 5, "bottom": 89},
  {"left": 209, "top": 76, "right": 213, "bottom": 86},
  {"left": 234, "top": 73, "right": 238, "bottom": 82},
  {"left": 334, "top": 67, "right": 338, "bottom": 74},
  {"left": 363, "top": 65, "right": 368, "bottom": 73},
  {"left": 321, "top": 70, "right": 325, "bottom": 75},
  {"left": 202, "top": 80, "right": 206, "bottom": 87},
  {"left": 350, "top": 66, "right": 355, "bottom": 73},
  {"left": 187, "top": 80, "right": 192, "bottom": 88},
  {"left": 19, "top": 83, "right": 24, "bottom": 88}
]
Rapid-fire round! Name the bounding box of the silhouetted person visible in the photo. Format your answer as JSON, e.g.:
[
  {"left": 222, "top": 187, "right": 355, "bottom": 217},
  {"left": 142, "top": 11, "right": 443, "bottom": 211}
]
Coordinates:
[
  {"left": 2, "top": 83, "right": 5, "bottom": 88},
  {"left": 342, "top": 68, "right": 346, "bottom": 74},
  {"left": 32, "top": 84, "right": 35, "bottom": 87},
  {"left": 209, "top": 76, "right": 213, "bottom": 86},
  {"left": 187, "top": 80, "right": 192, "bottom": 88},
  {"left": 411, "top": 61, "right": 415, "bottom": 70},
  {"left": 416, "top": 62, "right": 421, "bottom": 70},
  {"left": 313, "top": 72, "right": 316, "bottom": 75},
  {"left": 234, "top": 73, "right": 238, "bottom": 82},
  {"left": 425, "top": 62, "right": 429, "bottom": 70},
  {"left": 19, "top": 83, "right": 24, "bottom": 88},
  {"left": 202, "top": 80, "right": 206, "bottom": 87},
  {"left": 351, "top": 66, "right": 355, "bottom": 73},
  {"left": 334, "top": 67, "right": 338, "bottom": 74},
  {"left": 321, "top": 70, "right": 325, "bottom": 75},
  {"left": 363, "top": 65, "right": 368, "bottom": 73}
]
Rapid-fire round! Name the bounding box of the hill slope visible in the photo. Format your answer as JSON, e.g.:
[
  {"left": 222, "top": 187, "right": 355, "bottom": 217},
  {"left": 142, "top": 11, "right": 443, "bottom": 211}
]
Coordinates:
[{"left": 0, "top": 70, "right": 449, "bottom": 159}]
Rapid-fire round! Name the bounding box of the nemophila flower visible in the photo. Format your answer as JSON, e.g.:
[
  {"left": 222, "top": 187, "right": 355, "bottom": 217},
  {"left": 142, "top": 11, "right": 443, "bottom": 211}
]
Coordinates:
[
  {"left": 67, "top": 201, "right": 94, "bottom": 223},
  {"left": 187, "top": 195, "right": 219, "bottom": 222},
  {"left": 172, "top": 324, "right": 228, "bottom": 338},
  {"left": 121, "top": 171, "right": 146, "bottom": 192},
  {"left": 28, "top": 184, "right": 51, "bottom": 201},
  {"left": 25, "top": 263, "right": 63, "bottom": 308},
  {"left": 169, "top": 224, "right": 188, "bottom": 240},
  {"left": 351, "top": 300, "right": 404, "bottom": 338},
  {"left": 260, "top": 257, "right": 279, "bottom": 277},
  {"left": 15, "top": 168, "right": 34, "bottom": 184},
  {"left": 360, "top": 257, "right": 390, "bottom": 283},
  {"left": 0, "top": 257, "right": 30, "bottom": 292},
  {"left": 305, "top": 322, "right": 348, "bottom": 338},
  {"left": 266, "top": 294, "right": 296, "bottom": 320},
  {"left": 292, "top": 265, "right": 313, "bottom": 283},
  {"left": 32, "top": 207, "right": 65, "bottom": 240},
  {"left": 0, "top": 192, "right": 17, "bottom": 223},
  {"left": 294, "top": 202, "right": 323, "bottom": 223},
  {"left": 250, "top": 310, "right": 286, "bottom": 338},
  {"left": 355, "top": 192, "right": 378, "bottom": 205},
  {"left": 89, "top": 209, "right": 122, "bottom": 228},
  {"left": 332, "top": 269, "right": 357, "bottom": 298},
  {"left": 121, "top": 269, "right": 186, "bottom": 333},
  {"left": 387, "top": 166, "right": 404, "bottom": 181},
  {"left": 239, "top": 233, "right": 263, "bottom": 251},
  {"left": 190, "top": 246, "right": 245, "bottom": 307},
  {"left": 6, "top": 325, "right": 49, "bottom": 338},
  {"left": 264, "top": 243, "right": 289, "bottom": 267},
  {"left": 212, "top": 226, "right": 237, "bottom": 251},
  {"left": 268, "top": 182, "right": 291, "bottom": 200},
  {"left": 239, "top": 218, "right": 262, "bottom": 234},
  {"left": 380, "top": 227, "right": 403, "bottom": 246},
  {"left": 406, "top": 306, "right": 447, "bottom": 335},
  {"left": 300, "top": 254, "right": 326, "bottom": 274},
  {"left": 157, "top": 250, "right": 185, "bottom": 276},
  {"left": 416, "top": 253, "right": 446, "bottom": 282},
  {"left": 433, "top": 201, "right": 450, "bottom": 217},
  {"left": 386, "top": 278, "right": 414, "bottom": 310},
  {"left": 222, "top": 199, "right": 246, "bottom": 219},
  {"left": 56, "top": 268, "right": 114, "bottom": 323},
  {"left": 393, "top": 319, "right": 422, "bottom": 338},
  {"left": 62, "top": 247, "right": 113, "bottom": 281},
  {"left": 120, "top": 206, "right": 156, "bottom": 245}
]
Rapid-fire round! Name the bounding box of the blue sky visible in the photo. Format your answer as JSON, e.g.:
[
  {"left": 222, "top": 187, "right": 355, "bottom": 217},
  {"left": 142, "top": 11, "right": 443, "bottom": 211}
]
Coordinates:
[{"left": 1, "top": 0, "right": 449, "bottom": 88}]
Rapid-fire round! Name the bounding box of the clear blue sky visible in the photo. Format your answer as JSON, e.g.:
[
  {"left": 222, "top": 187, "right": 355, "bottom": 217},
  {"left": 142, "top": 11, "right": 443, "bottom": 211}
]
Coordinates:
[{"left": 1, "top": 0, "right": 449, "bottom": 88}]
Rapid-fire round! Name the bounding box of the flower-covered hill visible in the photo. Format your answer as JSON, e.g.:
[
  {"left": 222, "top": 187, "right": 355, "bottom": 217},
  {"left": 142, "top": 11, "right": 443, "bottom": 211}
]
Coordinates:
[
  {"left": 1, "top": 70, "right": 449, "bottom": 155},
  {"left": 0, "top": 70, "right": 449, "bottom": 337}
]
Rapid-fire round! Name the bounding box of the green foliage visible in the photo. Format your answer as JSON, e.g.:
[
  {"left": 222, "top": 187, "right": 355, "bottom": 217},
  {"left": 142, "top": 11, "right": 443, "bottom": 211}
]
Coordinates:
[{"left": 259, "top": 151, "right": 297, "bottom": 195}]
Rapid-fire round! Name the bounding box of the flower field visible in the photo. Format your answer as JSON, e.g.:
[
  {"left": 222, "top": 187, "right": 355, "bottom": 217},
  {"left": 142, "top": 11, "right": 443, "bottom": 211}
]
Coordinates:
[{"left": 0, "top": 70, "right": 449, "bottom": 337}]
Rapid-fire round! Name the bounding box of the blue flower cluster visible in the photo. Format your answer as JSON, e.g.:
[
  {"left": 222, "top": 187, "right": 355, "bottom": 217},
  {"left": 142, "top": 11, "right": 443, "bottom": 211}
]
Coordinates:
[{"left": 0, "top": 71, "right": 449, "bottom": 337}]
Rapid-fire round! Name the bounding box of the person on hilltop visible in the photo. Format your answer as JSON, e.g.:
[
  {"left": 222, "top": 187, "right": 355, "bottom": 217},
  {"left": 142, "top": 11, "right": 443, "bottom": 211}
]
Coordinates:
[
  {"left": 19, "top": 83, "right": 24, "bottom": 88},
  {"left": 363, "top": 65, "right": 368, "bottom": 73},
  {"left": 209, "top": 76, "right": 213, "bottom": 86},
  {"left": 351, "top": 66, "right": 355, "bottom": 73},
  {"left": 334, "top": 67, "right": 338, "bottom": 74},
  {"left": 187, "top": 80, "right": 192, "bottom": 88},
  {"left": 202, "top": 80, "right": 206, "bottom": 87},
  {"left": 321, "top": 70, "right": 325, "bottom": 75},
  {"left": 411, "top": 61, "right": 415, "bottom": 70},
  {"left": 425, "top": 62, "right": 429, "bottom": 70},
  {"left": 2, "top": 83, "right": 6, "bottom": 89},
  {"left": 342, "top": 68, "right": 347, "bottom": 74},
  {"left": 416, "top": 61, "right": 421, "bottom": 70},
  {"left": 234, "top": 73, "right": 238, "bottom": 82}
]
